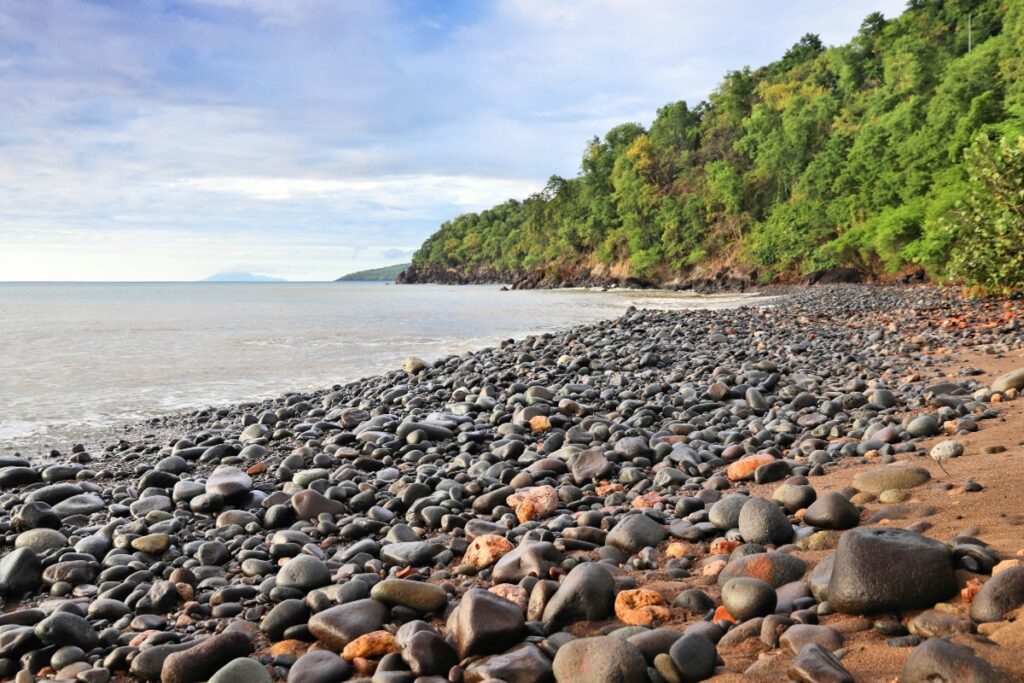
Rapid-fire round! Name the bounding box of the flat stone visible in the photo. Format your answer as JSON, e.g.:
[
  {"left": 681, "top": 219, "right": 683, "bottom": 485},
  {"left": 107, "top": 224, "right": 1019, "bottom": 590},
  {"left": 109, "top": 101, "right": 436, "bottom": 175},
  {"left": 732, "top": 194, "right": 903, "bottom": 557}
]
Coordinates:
[
  {"left": 15, "top": 528, "right": 67, "bottom": 553},
  {"left": 572, "top": 449, "right": 612, "bottom": 483},
  {"left": 463, "top": 642, "right": 552, "bottom": 683},
  {"left": 780, "top": 624, "right": 843, "bottom": 655},
  {"left": 35, "top": 611, "right": 98, "bottom": 649},
  {"left": 787, "top": 643, "right": 853, "bottom": 683},
  {"left": 308, "top": 599, "right": 388, "bottom": 649},
  {"left": 371, "top": 579, "right": 448, "bottom": 613},
  {"left": 291, "top": 489, "right": 345, "bottom": 519},
  {"left": 131, "top": 533, "right": 171, "bottom": 554},
  {"left": 852, "top": 466, "right": 931, "bottom": 496},
  {"left": 52, "top": 493, "right": 105, "bottom": 518}
]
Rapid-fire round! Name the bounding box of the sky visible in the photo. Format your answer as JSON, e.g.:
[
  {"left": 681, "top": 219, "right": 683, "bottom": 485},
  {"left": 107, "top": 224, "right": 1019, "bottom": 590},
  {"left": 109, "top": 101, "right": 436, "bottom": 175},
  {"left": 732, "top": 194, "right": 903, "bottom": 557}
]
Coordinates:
[{"left": 0, "top": 0, "right": 908, "bottom": 282}]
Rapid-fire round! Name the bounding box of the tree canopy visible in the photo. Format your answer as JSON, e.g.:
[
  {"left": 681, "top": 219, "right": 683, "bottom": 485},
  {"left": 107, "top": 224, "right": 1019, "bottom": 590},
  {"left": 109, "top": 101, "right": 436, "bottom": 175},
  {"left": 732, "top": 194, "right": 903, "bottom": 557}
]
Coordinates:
[{"left": 411, "top": 0, "right": 1024, "bottom": 291}]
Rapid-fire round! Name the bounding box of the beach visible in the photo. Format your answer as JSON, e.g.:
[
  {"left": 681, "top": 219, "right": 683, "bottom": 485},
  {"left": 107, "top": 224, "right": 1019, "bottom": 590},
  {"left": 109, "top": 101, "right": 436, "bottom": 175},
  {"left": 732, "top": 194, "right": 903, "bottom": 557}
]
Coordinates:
[{"left": 1, "top": 284, "right": 1023, "bottom": 682}]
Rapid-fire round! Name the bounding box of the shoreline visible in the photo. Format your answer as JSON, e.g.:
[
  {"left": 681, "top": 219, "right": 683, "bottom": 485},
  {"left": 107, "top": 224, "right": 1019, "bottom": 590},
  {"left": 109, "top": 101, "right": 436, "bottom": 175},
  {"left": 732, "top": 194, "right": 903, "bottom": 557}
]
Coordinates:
[
  {"left": 3, "top": 286, "right": 770, "bottom": 462},
  {"left": 0, "top": 284, "right": 1023, "bottom": 682}
]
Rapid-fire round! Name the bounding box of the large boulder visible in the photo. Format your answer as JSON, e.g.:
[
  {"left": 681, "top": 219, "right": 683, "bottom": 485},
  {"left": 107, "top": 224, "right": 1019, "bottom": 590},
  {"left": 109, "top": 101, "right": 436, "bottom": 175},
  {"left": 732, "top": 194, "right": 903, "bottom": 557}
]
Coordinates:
[{"left": 827, "top": 528, "right": 956, "bottom": 614}]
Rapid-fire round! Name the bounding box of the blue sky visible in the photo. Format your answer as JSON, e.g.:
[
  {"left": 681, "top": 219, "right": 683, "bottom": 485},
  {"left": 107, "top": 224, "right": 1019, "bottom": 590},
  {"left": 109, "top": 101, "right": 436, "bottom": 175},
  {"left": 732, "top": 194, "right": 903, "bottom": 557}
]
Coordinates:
[{"left": 0, "top": 0, "right": 907, "bottom": 281}]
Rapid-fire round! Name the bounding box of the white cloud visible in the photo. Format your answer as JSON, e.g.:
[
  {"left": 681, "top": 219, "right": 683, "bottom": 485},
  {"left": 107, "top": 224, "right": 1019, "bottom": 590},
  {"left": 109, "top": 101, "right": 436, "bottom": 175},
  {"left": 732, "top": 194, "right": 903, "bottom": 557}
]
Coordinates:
[
  {"left": 171, "top": 174, "right": 540, "bottom": 208},
  {"left": 0, "top": 0, "right": 909, "bottom": 281}
]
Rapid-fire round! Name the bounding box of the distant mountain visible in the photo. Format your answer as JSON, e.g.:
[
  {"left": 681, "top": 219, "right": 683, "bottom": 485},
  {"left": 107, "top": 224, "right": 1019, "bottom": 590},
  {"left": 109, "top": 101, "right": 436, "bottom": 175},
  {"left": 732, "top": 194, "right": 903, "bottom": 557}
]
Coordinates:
[
  {"left": 335, "top": 263, "right": 409, "bottom": 282},
  {"left": 203, "top": 271, "right": 287, "bottom": 282}
]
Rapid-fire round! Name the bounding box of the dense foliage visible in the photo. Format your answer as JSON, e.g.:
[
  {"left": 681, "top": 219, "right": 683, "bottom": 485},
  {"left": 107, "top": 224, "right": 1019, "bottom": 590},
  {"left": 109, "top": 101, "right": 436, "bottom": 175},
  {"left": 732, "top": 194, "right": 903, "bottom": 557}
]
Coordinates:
[
  {"left": 335, "top": 263, "right": 410, "bottom": 282},
  {"left": 411, "top": 0, "right": 1024, "bottom": 289}
]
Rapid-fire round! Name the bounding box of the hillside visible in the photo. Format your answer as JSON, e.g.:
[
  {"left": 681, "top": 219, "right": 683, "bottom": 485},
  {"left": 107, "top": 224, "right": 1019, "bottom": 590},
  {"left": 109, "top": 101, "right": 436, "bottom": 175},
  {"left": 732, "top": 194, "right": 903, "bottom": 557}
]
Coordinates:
[
  {"left": 203, "top": 271, "right": 286, "bottom": 282},
  {"left": 402, "top": 0, "right": 1024, "bottom": 293},
  {"left": 335, "top": 263, "right": 409, "bottom": 282}
]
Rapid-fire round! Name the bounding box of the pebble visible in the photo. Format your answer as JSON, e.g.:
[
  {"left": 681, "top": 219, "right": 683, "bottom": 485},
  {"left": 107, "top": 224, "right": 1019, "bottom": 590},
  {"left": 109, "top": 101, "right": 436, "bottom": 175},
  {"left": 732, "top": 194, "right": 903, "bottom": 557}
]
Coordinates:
[
  {"left": 721, "top": 578, "right": 777, "bottom": 621},
  {"left": 668, "top": 633, "right": 718, "bottom": 683},
  {"left": 371, "top": 579, "right": 448, "bottom": 613},
  {"left": 552, "top": 636, "right": 647, "bottom": 683},
  {"left": 900, "top": 637, "right": 999, "bottom": 682},
  {"left": 0, "top": 286, "right": 1019, "bottom": 683},
  {"left": 308, "top": 599, "right": 388, "bottom": 649},
  {"left": 208, "top": 658, "right": 273, "bottom": 683},
  {"left": 787, "top": 643, "right": 854, "bottom": 683},
  {"left": 969, "top": 566, "right": 1024, "bottom": 623},
  {"left": 852, "top": 466, "right": 931, "bottom": 495}
]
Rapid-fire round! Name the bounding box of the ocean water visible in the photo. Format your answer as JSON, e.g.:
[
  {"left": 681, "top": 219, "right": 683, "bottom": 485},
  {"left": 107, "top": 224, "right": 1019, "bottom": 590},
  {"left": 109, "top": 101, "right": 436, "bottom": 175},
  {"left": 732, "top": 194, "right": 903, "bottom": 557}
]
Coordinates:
[{"left": 0, "top": 282, "right": 759, "bottom": 454}]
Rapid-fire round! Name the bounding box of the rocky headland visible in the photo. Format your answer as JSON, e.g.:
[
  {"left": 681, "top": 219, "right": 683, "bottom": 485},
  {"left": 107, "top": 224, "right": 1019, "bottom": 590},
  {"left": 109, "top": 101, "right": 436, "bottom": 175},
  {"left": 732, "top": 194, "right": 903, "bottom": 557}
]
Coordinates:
[{"left": 1, "top": 285, "right": 1024, "bottom": 683}]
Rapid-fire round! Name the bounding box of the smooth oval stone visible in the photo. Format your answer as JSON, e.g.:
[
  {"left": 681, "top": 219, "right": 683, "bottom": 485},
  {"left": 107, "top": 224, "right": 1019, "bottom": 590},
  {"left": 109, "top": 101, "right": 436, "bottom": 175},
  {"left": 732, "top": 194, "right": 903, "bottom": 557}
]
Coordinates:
[
  {"left": 206, "top": 466, "right": 253, "bottom": 499},
  {"left": 852, "top": 466, "right": 931, "bottom": 495},
  {"left": 15, "top": 528, "right": 68, "bottom": 553},
  {"left": 606, "top": 513, "right": 667, "bottom": 554},
  {"left": 53, "top": 493, "right": 105, "bottom": 518},
  {"left": 208, "top": 657, "right": 273, "bottom": 683},
  {"left": 668, "top": 633, "right": 718, "bottom": 683},
  {"left": 277, "top": 554, "right": 331, "bottom": 591},
  {"left": 287, "top": 650, "right": 350, "bottom": 683},
  {"left": 738, "top": 497, "right": 793, "bottom": 545},
  {"left": 371, "top": 579, "right": 448, "bottom": 612},
  {"left": 899, "top": 637, "right": 998, "bottom": 682},
  {"left": 721, "top": 578, "right": 777, "bottom": 621},
  {"left": 718, "top": 552, "right": 807, "bottom": 589},
  {"left": 161, "top": 631, "right": 254, "bottom": 683},
  {"left": 779, "top": 624, "right": 843, "bottom": 655},
  {"left": 969, "top": 566, "right": 1024, "bottom": 623},
  {"left": 802, "top": 492, "right": 859, "bottom": 530},
  {"left": 552, "top": 635, "right": 647, "bottom": 683}
]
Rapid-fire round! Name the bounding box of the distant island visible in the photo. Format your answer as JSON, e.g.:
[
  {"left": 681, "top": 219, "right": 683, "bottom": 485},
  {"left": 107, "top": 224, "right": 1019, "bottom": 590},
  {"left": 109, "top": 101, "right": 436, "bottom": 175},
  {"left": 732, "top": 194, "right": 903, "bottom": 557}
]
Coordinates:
[
  {"left": 335, "top": 263, "right": 409, "bottom": 282},
  {"left": 203, "top": 272, "right": 287, "bottom": 282}
]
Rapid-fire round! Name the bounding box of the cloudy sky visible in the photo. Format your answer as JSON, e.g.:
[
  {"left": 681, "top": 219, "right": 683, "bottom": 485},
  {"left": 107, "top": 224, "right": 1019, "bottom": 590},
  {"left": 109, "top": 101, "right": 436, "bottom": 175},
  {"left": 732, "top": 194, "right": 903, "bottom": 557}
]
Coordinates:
[{"left": 0, "top": 0, "right": 907, "bottom": 281}]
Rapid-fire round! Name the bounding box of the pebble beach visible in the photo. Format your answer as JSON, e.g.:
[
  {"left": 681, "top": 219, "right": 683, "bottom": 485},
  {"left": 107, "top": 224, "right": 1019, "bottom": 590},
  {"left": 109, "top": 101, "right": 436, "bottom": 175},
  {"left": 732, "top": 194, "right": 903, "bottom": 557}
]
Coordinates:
[{"left": 2, "top": 284, "right": 1024, "bottom": 683}]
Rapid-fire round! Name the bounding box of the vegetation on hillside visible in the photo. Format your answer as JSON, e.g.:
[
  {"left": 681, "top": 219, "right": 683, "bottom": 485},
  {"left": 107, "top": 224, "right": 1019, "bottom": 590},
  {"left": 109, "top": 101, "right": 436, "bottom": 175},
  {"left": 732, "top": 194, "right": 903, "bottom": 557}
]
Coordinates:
[
  {"left": 411, "top": 0, "right": 1024, "bottom": 292},
  {"left": 335, "top": 263, "right": 410, "bottom": 282}
]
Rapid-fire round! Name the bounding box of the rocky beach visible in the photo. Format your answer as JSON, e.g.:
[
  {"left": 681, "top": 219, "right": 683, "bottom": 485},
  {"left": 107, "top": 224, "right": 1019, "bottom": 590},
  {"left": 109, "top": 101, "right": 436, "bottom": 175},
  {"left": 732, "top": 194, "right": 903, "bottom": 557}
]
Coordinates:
[{"left": 2, "top": 284, "right": 1024, "bottom": 683}]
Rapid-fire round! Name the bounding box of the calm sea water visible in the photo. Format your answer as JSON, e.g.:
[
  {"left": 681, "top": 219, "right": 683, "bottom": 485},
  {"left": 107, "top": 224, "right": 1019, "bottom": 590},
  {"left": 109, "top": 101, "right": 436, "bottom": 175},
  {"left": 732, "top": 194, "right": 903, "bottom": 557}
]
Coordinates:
[{"left": 0, "top": 282, "right": 757, "bottom": 454}]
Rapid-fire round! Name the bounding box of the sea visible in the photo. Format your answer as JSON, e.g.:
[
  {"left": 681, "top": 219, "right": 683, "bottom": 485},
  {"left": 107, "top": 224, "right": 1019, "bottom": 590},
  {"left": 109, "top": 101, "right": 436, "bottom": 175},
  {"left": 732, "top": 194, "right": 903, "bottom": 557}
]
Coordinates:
[{"left": 0, "top": 282, "right": 760, "bottom": 455}]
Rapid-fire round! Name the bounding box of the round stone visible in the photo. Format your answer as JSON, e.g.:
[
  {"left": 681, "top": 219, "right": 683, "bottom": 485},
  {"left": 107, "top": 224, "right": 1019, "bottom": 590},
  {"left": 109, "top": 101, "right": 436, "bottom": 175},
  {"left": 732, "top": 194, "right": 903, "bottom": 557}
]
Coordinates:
[{"left": 721, "top": 578, "right": 777, "bottom": 621}]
